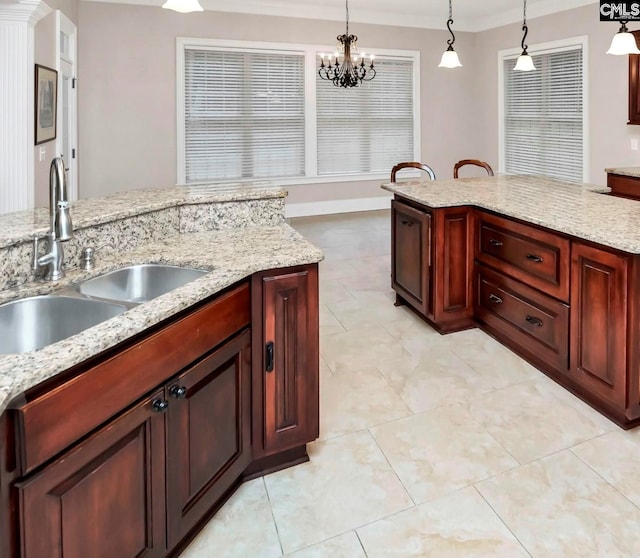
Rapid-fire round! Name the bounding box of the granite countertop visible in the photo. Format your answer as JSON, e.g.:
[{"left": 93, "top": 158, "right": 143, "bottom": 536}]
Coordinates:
[
  {"left": 382, "top": 174, "right": 640, "bottom": 254},
  {"left": 0, "top": 224, "right": 323, "bottom": 414},
  {"left": 0, "top": 182, "right": 284, "bottom": 248},
  {"left": 605, "top": 167, "right": 640, "bottom": 178}
]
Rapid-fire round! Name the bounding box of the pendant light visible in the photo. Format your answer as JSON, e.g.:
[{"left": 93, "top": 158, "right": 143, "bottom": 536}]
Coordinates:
[
  {"left": 438, "top": 0, "right": 462, "bottom": 68},
  {"left": 514, "top": 0, "right": 535, "bottom": 72},
  {"left": 607, "top": 20, "right": 640, "bottom": 55},
  {"left": 162, "top": 0, "right": 203, "bottom": 13}
]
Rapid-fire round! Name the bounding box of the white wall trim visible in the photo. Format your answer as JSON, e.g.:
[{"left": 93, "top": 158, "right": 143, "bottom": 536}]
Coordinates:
[
  {"left": 285, "top": 195, "right": 392, "bottom": 218},
  {"left": 0, "top": 0, "right": 51, "bottom": 214},
  {"left": 82, "top": 0, "right": 598, "bottom": 32}
]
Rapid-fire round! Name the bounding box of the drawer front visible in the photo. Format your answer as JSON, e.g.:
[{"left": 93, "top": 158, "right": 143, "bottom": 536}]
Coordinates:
[
  {"left": 13, "top": 282, "right": 250, "bottom": 475},
  {"left": 607, "top": 173, "right": 640, "bottom": 200},
  {"left": 476, "top": 265, "right": 569, "bottom": 374},
  {"left": 476, "top": 212, "right": 570, "bottom": 301}
]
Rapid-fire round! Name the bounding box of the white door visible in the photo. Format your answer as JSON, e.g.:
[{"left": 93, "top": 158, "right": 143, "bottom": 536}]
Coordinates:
[{"left": 56, "top": 12, "right": 78, "bottom": 200}]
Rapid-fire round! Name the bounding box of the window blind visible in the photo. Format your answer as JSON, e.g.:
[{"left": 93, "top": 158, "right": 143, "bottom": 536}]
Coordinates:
[
  {"left": 503, "top": 46, "right": 583, "bottom": 182},
  {"left": 316, "top": 57, "right": 415, "bottom": 176},
  {"left": 184, "top": 49, "right": 305, "bottom": 183}
]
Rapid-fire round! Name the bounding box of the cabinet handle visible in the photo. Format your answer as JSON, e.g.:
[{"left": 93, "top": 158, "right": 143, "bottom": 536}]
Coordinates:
[
  {"left": 169, "top": 385, "right": 187, "bottom": 399},
  {"left": 488, "top": 294, "right": 503, "bottom": 304},
  {"left": 265, "top": 341, "right": 274, "bottom": 372},
  {"left": 526, "top": 254, "right": 543, "bottom": 263},
  {"left": 525, "top": 315, "right": 544, "bottom": 327},
  {"left": 489, "top": 239, "right": 503, "bottom": 248},
  {"left": 151, "top": 398, "right": 169, "bottom": 413},
  {"left": 401, "top": 219, "right": 414, "bottom": 227}
]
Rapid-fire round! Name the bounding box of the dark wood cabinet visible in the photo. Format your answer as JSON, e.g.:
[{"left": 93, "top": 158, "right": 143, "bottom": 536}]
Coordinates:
[
  {"left": 250, "top": 265, "right": 319, "bottom": 473},
  {"left": 166, "top": 329, "right": 252, "bottom": 548},
  {"left": 391, "top": 199, "right": 431, "bottom": 316},
  {"left": 16, "top": 389, "right": 167, "bottom": 558},
  {"left": 606, "top": 172, "right": 640, "bottom": 200},
  {"left": 391, "top": 198, "right": 474, "bottom": 333},
  {"left": 570, "top": 242, "right": 629, "bottom": 411}
]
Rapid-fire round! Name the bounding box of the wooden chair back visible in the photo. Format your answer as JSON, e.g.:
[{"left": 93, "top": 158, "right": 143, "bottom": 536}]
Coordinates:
[
  {"left": 453, "top": 159, "right": 494, "bottom": 178},
  {"left": 390, "top": 162, "right": 436, "bottom": 182}
]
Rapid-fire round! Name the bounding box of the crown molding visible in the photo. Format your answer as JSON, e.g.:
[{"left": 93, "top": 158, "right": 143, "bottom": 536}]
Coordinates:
[
  {"left": 79, "top": 0, "right": 599, "bottom": 32},
  {"left": 0, "top": 0, "right": 51, "bottom": 24}
]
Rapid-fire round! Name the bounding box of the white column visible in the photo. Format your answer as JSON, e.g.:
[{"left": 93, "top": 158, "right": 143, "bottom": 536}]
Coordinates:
[{"left": 0, "top": 0, "right": 51, "bottom": 214}]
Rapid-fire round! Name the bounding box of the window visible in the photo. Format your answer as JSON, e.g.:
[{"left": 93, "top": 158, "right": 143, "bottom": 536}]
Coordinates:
[
  {"left": 500, "top": 37, "right": 587, "bottom": 182},
  {"left": 317, "top": 57, "right": 415, "bottom": 176},
  {"left": 177, "top": 39, "right": 420, "bottom": 185}
]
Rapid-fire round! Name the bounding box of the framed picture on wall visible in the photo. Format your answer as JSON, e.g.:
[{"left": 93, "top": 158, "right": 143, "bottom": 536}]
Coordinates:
[{"left": 35, "top": 64, "right": 57, "bottom": 145}]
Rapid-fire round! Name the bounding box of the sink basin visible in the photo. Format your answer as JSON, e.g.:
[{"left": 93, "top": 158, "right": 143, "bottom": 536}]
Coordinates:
[
  {"left": 78, "top": 264, "right": 208, "bottom": 304},
  {"left": 0, "top": 295, "right": 128, "bottom": 355}
]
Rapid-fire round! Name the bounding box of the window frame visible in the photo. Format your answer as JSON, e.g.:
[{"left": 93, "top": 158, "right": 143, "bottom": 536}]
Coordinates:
[
  {"left": 176, "top": 37, "right": 421, "bottom": 186},
  {"left": 497, "top": 35, "right": 589, "bottom": 183}
]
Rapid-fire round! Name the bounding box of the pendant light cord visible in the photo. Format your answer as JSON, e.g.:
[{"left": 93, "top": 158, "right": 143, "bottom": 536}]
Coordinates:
[
  {"left": 346, "top": 0, "right": 349, "bottom": 36},
  {"left": 446, "top": 0, "right": 456, "bottom": 50}
]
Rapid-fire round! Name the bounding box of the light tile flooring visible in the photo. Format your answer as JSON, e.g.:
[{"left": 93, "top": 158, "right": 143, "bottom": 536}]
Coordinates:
[{"left": 179, "top": 210, "right": 640, "bottom": 558}]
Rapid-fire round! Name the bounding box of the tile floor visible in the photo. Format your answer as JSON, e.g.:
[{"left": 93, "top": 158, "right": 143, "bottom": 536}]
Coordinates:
[{"left": 179, "top": 210, "right": 640, "bottom": 558}]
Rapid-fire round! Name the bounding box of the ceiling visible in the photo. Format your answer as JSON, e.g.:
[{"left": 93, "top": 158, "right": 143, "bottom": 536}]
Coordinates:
[{"left": 88, "top": 0, "right": 599, "bottom": 32}]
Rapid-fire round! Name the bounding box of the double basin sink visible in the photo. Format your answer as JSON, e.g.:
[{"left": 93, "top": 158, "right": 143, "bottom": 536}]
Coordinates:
[{"left": 0, "top": 264, "right": 208, "bottom": 355}]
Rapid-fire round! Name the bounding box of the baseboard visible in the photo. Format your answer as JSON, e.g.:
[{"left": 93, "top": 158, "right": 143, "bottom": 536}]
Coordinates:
[{"left": 285, "top": 195, "right": 392, "bottom": 218}]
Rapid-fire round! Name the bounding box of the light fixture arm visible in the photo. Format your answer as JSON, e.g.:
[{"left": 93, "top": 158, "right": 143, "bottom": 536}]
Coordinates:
[
  {"left": 446, "top": 18, "right": 456, "bottom": 51},
  {"left": 520, "top": 23, "right": 529, "bottom": 54}
]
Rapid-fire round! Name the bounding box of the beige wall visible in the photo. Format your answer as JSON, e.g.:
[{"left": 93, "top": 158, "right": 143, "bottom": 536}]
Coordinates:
[
  {"left": 33, "top": 0, "right": 79, "bottom": 207},
  {"left": 76, "top": 2, "right": 481, "bottom": 204},
  {"left": 474, "top": 4, "right": 638, "bottom": 187}
]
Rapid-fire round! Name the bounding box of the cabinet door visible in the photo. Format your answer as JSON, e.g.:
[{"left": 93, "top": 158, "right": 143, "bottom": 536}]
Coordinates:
[
  {"left": 391, "top": 199, "right": 431, "bottom": 316},
  {"left": 629, "top": 31, "right": 640, "bottom": 125},
  {"left": 259, "top": 268, "right": 319, "bottom": 455},
  {"left": 570, "top": 242, "right": 628, "bottom": 409},
  {"left": 16, "top": 390, "right": 167, "bottom": 558},
  {"left": 166, "top": 329, "right": 252, "bottom": 548}
]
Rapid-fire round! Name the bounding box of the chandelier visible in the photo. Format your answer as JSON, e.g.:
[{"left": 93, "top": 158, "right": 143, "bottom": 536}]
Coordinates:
[{"left": 318, "top": 0, "right": 376, "bottom": 88}]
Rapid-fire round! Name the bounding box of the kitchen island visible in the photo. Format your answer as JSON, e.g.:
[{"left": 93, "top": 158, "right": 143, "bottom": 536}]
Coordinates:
[
  {"left": 384, "top": 174, "right": 640, "bottom": 429},
  {"left": 0, "top": 183, "right": 323, "bottom": 558}
]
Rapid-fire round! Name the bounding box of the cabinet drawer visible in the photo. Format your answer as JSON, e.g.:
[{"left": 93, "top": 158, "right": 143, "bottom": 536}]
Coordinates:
[
  {"left": 607, "top": 173, "right": 640, "bottom": 200},
  {"left": 476, "top": 212, "right": 570, "bottom": 301},
  {"left": 12, "top": 282, "right": 250, "bottom": 476},
  {"left": 476, "top": 265, "right": 569, "bottom": 374}
]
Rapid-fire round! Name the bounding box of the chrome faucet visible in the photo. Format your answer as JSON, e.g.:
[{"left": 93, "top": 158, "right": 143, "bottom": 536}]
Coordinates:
[{"left": 32, "top": 157, "right": 73, "bottom": 281}]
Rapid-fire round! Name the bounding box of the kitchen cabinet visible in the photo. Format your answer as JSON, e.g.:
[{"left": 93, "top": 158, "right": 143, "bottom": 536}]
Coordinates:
[
  {"left": 391, "top": 199, "right": 431, "bottom": 316},
  {"left": 16, "top": 388, "right": 167, "bottom": 558},
  {"left": 629, "top": 31, "right": 640, "bottom": 125},
  {"left": 606, "top": 172, "right": 640, "bottom": 200},
  {"left": 249, "top": 265, "right": 319, "bottom": 475},
  {"left": 570, "top": 242, "right": 629, "bottom": 412},
  {"left": 392, "top": 199, "right": 474, "bottom": 332},
  {"left": 0, "top": 268, "right": 321, "bottom": 558},
  {"left": 166, "top": 329, "right": 251, "bottom": 548}
]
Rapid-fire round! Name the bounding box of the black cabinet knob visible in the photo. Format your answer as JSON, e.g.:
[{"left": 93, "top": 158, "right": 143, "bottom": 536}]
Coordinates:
[
  {"left": 151, "top": 398, "right": 169, "bottom": 413},
  {"left": 169, "top": 385, "right": 187, "bottom": 399}
]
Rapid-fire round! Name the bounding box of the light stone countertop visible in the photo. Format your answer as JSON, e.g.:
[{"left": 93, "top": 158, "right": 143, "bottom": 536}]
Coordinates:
[
  {"left": 382, "top": 174, "right": 640, "bottom": 254},
  {"left": 0, "top": 224, "right": 323, "bottom": 414},
  {"left": 0, "top": 181, "right": 284, "bottom": 248},
  {"left": 605, "top": 167, "right": 640, "bottom": 178}
]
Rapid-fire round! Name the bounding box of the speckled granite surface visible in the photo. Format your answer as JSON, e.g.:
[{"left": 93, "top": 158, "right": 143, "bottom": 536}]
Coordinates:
[
  {"left": 0, "top": 182, "right": 284, "bottom": 248},
  {"left": 0, "top": 224, "right": 323, "bottom": 414},
  {"left": 605, "top": 167, "right": 640, "bottom": 178},
  {"left": 382, "top": 174, "right": 640, "bottom": 254}
]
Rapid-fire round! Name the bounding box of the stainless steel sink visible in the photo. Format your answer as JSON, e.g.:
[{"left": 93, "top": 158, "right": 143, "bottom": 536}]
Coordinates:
[
  {"left": 78, "top": 264, "right": 208, "bottom": 304},
  {"left": 0, "top": 295, "right": 128, "bottom": 355}
]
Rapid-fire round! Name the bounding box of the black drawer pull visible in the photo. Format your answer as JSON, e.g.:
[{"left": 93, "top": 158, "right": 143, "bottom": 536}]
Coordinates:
[
  {"left": 489, "top": 239, "right": 503, "bottom": 248},
  {"left": 525, "top": 315, "right": 544, "bottom": 327},
  {"left": 526, "top": 254, "right": 543, "bottom": 263},
  {"left": 169, "top": 385, "right": 187, "bottom": 399},
  {"left": 401, "top": 219, "right": 414, "bottom": 227},
  {"left": 266, "top": 341, "right": 274, "bottom": 372},
  {"left": 151, "top": 399, "right": 169, "bottom": 413},
  {"left": 488, "top": 294, "right": 503, "bottom": 304}
]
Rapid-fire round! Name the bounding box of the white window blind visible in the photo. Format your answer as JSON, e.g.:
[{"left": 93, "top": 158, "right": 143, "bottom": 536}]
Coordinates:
[
  {"left": 503, "top": 46, "right": 584, "bottom": 182},
  {"left": 184, "top": 48, "right": 305, "bottom": 183},
  {"left": 316, "top": 57, "right": 415, "bottom": 176}
]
